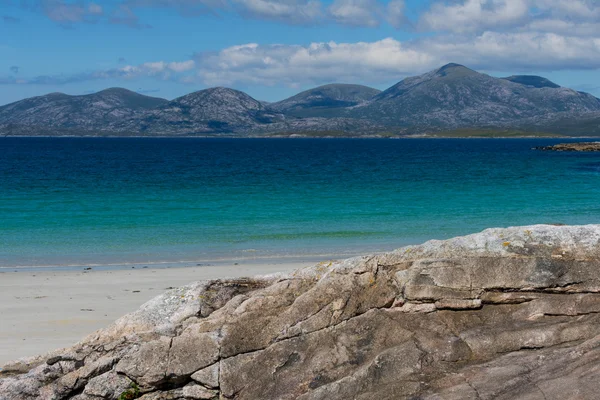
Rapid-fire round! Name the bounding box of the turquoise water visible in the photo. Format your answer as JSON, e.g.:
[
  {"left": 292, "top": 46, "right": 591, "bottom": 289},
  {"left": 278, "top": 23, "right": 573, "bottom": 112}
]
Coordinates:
[{"left": 1, "top": 137, "right": 600, "bottom": 268}]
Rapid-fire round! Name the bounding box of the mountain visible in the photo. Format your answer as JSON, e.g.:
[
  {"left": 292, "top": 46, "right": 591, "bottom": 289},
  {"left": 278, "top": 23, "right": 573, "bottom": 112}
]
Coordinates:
[
  {"left": 0, "top": 88, "right": 168, "bottom": 135},
  {"left": 269, "top": 84, "right": 381, "bottom": 117},
  {"left": 1, "top": 64, "right": 600, "bottom": 136},
  {"left": 502, "top": 75, "right": 561, "bottom": 89},
  {"left": 348, "top": 63, "right": 600, "bottom": 130},
  {"left": 132, "top": 87, "right": 284, "bottom": 134}
]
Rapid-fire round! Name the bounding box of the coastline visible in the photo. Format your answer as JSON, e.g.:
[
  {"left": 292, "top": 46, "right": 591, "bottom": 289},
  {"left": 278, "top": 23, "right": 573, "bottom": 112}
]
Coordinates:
[
  {"left": 0, "top": 253, "right": 360, "bottom": 272},
  {"left": 1, "top": 134, "right": 592, "bottom": 138},
  {"left": 0, "top": 259, "right": 311, "bottom": 365}
]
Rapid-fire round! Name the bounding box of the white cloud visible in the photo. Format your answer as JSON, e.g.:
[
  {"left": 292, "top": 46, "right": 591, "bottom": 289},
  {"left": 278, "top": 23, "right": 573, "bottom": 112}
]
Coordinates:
[
  {"left": 420, "top": 0, "right": 530, "bottom": 33},
  {"left": 168, "top": 60, "right": 196, "bottom": 72},
  {"left": 193, "top": 38, "right": 436, "bottom": 86},
  {"left": 327, "top": 0, "right": 380, "bottom": 27},
  {"left": 5, "top": 31, "right": 600, "bottom": 88},
  {"left": 88, "top": 3, "right": 103, "bottom": 15},
  {"left": 103, "top": 59, "right": 196, "bottom": 80},
  {"left": 39, "top": 0, "right": 407, "bottom": 28},
  {"left": 192, "top": 34, "right": 600, "bottom": 86},
  {"left": 123, "top": 0, "right": 229, "bottom": 16},
  {"left": 532, "top": 0, "right": 600, "bottom": 19},
  {"left": 43, "top": 1, "right": 86, "bottom": 23},
  {"left": 5, "top": 1, "right": 600, "bottom": 89},
  {"left": 420, "top": 0, "right": 600, "bottom": 36},
  {"left": 39, "top": 0, "right": 104, "bottom": 24},
  {"left": 142, "top": 61, "right": 167, "bottom": 72},
  {"left": 421, "top": 31, "right": 600, "bottom": 71},
  {"left": 386, "top": 0, "right": 405, "bottom": 28},
  {"left": 232, "top": 0, "right": 322, "bottom": 24}
]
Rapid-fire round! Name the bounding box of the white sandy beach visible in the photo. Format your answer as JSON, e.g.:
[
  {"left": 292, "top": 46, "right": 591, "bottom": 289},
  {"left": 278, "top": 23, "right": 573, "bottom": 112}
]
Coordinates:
[{"left": 0, "top": 259, "right": 314, "bottom": 365}]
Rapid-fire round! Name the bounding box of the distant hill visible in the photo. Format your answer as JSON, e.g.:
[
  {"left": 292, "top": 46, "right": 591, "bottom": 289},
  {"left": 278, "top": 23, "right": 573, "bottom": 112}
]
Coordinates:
[
  {"left": 0, "top": 88, "right": 167, "bottom": 135},
  {"left": 1, "top": 64, "right": 600, "bottom": 137},
  {"left": 347, "top": 63, "right": 600, "bottom": 131},
  {"left": 269, "top": 84, "right": 381, "bottom": 117},
  {"left": 132, "top": 87, "right": 284, "bottom": 134}
]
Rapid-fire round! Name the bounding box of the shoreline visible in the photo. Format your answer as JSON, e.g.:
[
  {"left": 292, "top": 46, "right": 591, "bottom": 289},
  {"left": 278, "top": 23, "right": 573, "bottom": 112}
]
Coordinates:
[
  {"left": 1, "top": 135, "right": 594, "bottom": 139},
  {"left": 0, "top": 253, "right": 361, "bottom": 273},
  {"left": 0, "top": 259, "right": 315, "bottom": 365}
]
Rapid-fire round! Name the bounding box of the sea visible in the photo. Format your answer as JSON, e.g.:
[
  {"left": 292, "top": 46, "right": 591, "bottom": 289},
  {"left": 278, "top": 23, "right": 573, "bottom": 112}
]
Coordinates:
[{"left": 1, "top": 137, "right": 600, "bottom": 270}]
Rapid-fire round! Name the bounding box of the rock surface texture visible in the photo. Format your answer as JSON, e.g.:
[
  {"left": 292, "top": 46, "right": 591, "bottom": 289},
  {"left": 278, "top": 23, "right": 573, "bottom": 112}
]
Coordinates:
[
  {"left": 2, "top": 224, "right": 600, "bottom": 399},
  {"left": 535, "top": 142, "right": 600, "bottom": 152}
]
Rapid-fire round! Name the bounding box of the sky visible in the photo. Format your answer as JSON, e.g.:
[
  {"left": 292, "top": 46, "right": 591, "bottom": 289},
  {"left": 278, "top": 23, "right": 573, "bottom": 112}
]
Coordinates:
[{"left": 1, "top": 0, "right": 599, "bottom": 105}]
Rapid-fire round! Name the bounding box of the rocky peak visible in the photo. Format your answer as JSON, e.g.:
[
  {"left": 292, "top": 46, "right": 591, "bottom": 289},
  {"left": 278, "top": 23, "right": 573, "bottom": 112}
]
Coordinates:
[
  {"left": 83, "top": 88, "right": 168, "bottom": 110},
  {"left": 172, "top": 87, "right": 263, "bottom": 110},
  {"left": 270, "top": 83, "right": 381, "bottom": 114},
  {"left": 433, "top": 62, "right": 478, "bottom": 78},
  {"left": 374, "top": 63, "right": 484, "bottom": 101}
]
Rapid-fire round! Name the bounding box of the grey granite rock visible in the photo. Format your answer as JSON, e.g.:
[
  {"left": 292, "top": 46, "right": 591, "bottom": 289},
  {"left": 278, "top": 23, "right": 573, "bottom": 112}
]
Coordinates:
[{"left": 2, "top": 224, "right": 600, "bottom": 399}]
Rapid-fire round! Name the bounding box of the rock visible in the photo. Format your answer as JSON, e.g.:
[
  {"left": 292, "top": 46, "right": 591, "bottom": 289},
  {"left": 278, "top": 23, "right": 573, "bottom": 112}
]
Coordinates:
[
  {"left": 190, "top": 363, "right": 219, "bottom": 388},
  {"left": 535, "top": 142, "right": 600, "bottom": 151},
  {"left": 2, "top": 224, "right": 600, "bottom": 399},
  {"left": 83, "top": 371, "right": 134, "bottom": 398}
]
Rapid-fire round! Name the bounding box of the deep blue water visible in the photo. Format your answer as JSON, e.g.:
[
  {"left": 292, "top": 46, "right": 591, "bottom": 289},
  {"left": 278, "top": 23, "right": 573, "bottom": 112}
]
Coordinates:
[{"left": 1, "top": 137, "right": 600, "bottom": 268}]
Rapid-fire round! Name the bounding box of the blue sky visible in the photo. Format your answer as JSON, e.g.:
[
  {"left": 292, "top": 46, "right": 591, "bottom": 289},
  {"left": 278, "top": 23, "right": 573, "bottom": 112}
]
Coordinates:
[{"left": 1, "top": 0, "right": 599, "bottom": 105}]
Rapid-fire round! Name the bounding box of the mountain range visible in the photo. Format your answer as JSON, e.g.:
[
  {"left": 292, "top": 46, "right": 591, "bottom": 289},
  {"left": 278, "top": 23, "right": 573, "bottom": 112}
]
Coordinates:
[{"left": 1, "top": 63, "right": 599, "bottom": 137}]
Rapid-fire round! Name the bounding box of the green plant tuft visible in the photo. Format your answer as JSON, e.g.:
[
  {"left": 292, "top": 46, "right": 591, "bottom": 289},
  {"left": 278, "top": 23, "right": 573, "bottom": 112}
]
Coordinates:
[{"left": 118, "top": 382, "right": 140, "bottom": 400}]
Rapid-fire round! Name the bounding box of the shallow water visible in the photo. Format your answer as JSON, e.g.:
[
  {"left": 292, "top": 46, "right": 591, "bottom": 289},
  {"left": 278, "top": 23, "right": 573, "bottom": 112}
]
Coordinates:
[{"left": 1, "top": 137, "right": 599, "bottom": 268}]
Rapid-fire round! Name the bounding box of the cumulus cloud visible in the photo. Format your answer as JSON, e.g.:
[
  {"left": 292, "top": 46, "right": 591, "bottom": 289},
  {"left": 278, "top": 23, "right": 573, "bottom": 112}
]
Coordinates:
[
  {"left": 8, "top": 0, "right": 600, "bottom": 32},
  {"left": 532, "top": 0, "right": 600, "bottom": 19},
  {"left": 3, "top": 32, "right": 600, "bottom": 88},
  {"left": 420, "top": 0, "right": 600, "bottom": 36},
  {"left": 118, "top": 0, "right": 323, "bottom": 24},
  {"left": 193, "top": 39, "right": 435, "bottom": 86},
  {"left": 420, "top": 0, "right": 530, "bottom": 33},
  {"left": 232, "top": 0, "right": 322, "bottom": 24},
  {"left": 115, "top": 60, "right": 196, "bottom": 78},
  {"left": 0, "top": 58, "right": 195, "bottom": 85},
  {"left": 420, "top": 32, "right": 600, "bottom": 71},
  {"left": 47, "top": 0, "right": 406, "bottom": 28},
  {"left": 3, "top": 1, "right": 600, "bottom": 89},
  {"left": 167, "top": 60, "right": 196, "bottom": 72},
  {"left": 191, "top": 33, "right": 600, "bottom": 86},
  {"left": 110, "top": 4, "right": 151, "bottom": 28},
  {"left": 327, "top": 0, "right": 381, "bottom": 27},
  {"left": 385, "top": 0, "right": 405, "bottom": 28},
  {"left": 88, "top": 2, "right": 103, "bottom": 15},
  {"left": 122, "top": 0, "right": 228, "bottom": 16},
  {"left": 39, "top": 0, "right": 104, "bottom": 25}
]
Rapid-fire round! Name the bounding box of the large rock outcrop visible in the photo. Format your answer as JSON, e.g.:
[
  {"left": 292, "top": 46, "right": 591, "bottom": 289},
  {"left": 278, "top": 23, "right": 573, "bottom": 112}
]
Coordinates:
[
  {"left": 2, "top": 224, "right": 600, "bottom": 399},
  {"left": 535, "top": 142, "right": 600, "bottom": 152}
]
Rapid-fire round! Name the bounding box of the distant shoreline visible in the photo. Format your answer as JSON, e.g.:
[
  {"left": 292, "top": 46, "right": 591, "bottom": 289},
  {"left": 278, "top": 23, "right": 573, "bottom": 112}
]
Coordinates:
[
  {"left": 2, "top": 134, "right": 596, "bottom": 139},
  {"left": 0, "top": 253, "right": 359, "bottom": 273}
]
